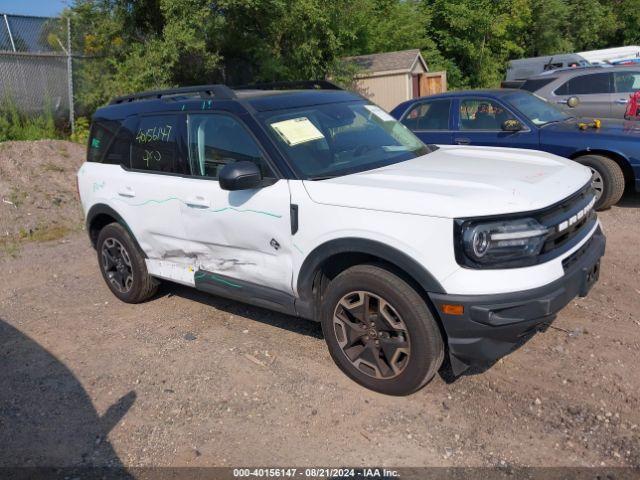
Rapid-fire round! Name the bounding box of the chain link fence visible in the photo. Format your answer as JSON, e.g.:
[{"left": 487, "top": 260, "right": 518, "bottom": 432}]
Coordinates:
[{"left": 0, "top": 13, "right": 72, "bottom": 122}]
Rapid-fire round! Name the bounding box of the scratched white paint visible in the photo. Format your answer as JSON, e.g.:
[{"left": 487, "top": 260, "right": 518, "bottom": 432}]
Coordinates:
[
  {"left": 79, "top": 145, "right": 594, "bottom": 297},
  {"left": 79, "top": 163, "right": 293, "bottom": 293}
]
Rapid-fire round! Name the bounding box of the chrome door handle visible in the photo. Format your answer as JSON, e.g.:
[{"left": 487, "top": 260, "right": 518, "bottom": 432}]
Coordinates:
[
  {"left": 615, "top": 98, "right": 629, "bottom": 104},
  {"left": 117, "top": 187, "right": 135, "bottom": 198},
  {"left": 185, "top": 196, "right": 210, "bottom": 208},
  {"left": 454, "top": 137, "right": 471, "bottom": 145}
]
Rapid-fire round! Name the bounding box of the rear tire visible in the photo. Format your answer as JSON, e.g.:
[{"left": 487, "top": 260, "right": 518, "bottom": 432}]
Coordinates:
[
  {"left": 96, "top": 223, "right": 158, "bottom": 303},
  {"left": 576, "top": 154, "right": 625, "bottom": 210},
  {"left": 320, "top": 264, "right": 444, "bottom": 396}
]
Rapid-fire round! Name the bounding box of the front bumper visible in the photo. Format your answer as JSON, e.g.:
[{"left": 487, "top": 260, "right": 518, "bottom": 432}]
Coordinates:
[{"left": 429, "top": 227, "right": 605, "bottom": 375}]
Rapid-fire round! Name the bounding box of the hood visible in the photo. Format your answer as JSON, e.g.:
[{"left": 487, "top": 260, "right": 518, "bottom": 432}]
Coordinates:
[
  {"left": 303, "top": 145, "right": 591, "bottom": 218},
  {"left": 542, "top": 117, "right": 640, "bottom": 138}
]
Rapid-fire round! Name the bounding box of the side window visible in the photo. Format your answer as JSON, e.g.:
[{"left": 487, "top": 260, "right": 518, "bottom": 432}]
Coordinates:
[
  {"left": 187, "top": 113, "right": 272, "bottom": 179},
  {"left": 103, "top": 117, "right": 137, "bottom": 168},
  {"left": 614, "top": 71, "right": 640, "bottom": 93},
  {"left": 459, "top": 99, "right": 516, "bottom": 130},
  {"left": 402, "top": 99, "right": 451, "bottom": 130},
  {"left": 131, "top": 115, "right": 185, "bottom": 174},
  {"left": 543, "top": 62, "right": 563, "bottom": 71},
  {"left": 87, "top": 120, "right": 118, "bottom": 162},
  {"left": 555, "top": 73, "right": 612, "bottom": 95}
]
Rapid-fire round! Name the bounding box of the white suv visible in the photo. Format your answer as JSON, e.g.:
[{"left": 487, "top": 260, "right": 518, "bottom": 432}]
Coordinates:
[{"left": 78, "top": 82, "right": 605, "bottom": 395}]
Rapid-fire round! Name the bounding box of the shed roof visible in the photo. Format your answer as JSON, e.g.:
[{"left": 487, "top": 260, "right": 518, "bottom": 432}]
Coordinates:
[{"left": 343, "top": 49, "right": 428, "bottom": 75}]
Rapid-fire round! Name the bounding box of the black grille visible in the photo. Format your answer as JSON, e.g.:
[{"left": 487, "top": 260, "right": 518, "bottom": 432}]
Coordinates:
[{"left": 538, "top": 183, "right": 596, "bottom": 256}]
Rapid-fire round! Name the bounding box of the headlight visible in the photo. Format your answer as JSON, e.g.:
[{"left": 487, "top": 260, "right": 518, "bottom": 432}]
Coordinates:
[{"left": 457, "top": 218, "right": 549, "bottom": 268}]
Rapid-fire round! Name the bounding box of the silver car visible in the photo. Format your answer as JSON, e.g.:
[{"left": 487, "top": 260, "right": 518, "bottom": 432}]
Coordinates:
[{"left": 519, "top": 66, "right": 640, "bottom": 119}]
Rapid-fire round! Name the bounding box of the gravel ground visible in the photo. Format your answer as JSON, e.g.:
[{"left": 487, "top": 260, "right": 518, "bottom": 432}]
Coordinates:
[{"left": 0, "top": 141, "right": 639, "bottom": 469}]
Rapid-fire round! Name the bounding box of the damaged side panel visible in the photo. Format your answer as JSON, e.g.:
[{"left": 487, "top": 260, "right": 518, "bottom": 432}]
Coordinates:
[{"left": 180, "top": 179, "right": 294, "bottom": 294}]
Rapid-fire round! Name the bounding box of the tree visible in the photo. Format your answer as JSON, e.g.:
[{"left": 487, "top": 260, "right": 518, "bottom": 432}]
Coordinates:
[
  {"left": 70, "top": 0, "right": 221, "bottom": 112},
  {"left": 568, "top": 0, "right": 617, "bottom": 51},
  {"left": 424, "top": 0, "right": 531, "bottom": 87},
  {"left": 606, "top": 0, "right": 640, "bottom": 45},
  {"left": 67, "top": 0, "right": 640, "bottom": 112}
]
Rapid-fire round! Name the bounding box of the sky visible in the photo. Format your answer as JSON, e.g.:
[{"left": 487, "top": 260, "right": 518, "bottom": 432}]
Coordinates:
[{"left": 0, "top": 0, "right": 68, "bottom": 17}]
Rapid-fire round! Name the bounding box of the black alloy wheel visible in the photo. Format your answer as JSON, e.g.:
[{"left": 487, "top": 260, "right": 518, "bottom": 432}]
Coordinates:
[
  {"left": 321, "top": 264, "right": 444, "bottom": 395},
  {"left": 333, "top": 290, "right": 410, "bottom": 380},
  {"left": 96, "top": 223, "right": 158, "bottom": 303},
  {"left": 101, "top": 237, "right": 134, "bottom": 293}
]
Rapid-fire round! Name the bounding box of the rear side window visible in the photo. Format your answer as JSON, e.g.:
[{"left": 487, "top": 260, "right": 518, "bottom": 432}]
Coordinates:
[
  {"left": 131, "top": 115, "right": 185, "bottom": 173},
  {"left": 614, "top": 71, "right": 640, "bottom": 93},
  {"left": 401, "top": 99, "right": 451, "bottom": 130},
  {"left": 102, "top": 117, "right": 137, "bottom": 167},
  {"left": 87, "top": 120, "right": 119, "bottom": 162},
  {"left": 520, "top": 77, "right": 556, "bottom": 92},
  {"left": 555, "top": 73, "right": 612, "bottom": 95}
]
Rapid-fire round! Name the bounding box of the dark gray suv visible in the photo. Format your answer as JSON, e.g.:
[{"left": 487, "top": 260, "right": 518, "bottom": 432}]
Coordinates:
[{"left": 519, "top": 66, "right": 640, "bottom": 119}]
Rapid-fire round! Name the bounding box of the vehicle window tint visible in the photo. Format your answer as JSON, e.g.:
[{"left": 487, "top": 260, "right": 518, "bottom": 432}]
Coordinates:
[
  {"left": 131, "top": 115, "right": 183, "bottom": 173},
  {"left": 187, "top": 113, "right": 272, "bottom": 179},
  {"left": 102, "top": 118, "right": 137, "bottom": 167},
  {"left": 259, "top": 102, "right": 429, "bottom": 179},
  {"left": 87, "top": 120, "right": 119, "bottom": 162},
  {"left": 543, "top": 62, "right": 563, "bottom": 71},
  {"left": 401, "top": 99, "right": 450, "bottom": 130},
  {"left": 459, "top": 99, "right": 516, "bottom": 130},
  {"left": 614, "top": 71, "right": 640, "bottom": 93},
  {"left": 555, "top": 73, "right": 612, "bottom": 95},
  {"left": 520, "top": 77, "right": 556, "bottom": 92}
]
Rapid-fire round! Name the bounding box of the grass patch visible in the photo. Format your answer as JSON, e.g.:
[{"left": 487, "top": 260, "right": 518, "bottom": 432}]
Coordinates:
[
  {"left": 0, "top": 96, "right": 58, "bottom": 142},
  {"left": 24, "top": 225, "right": 71, "bottom": 243},
  {"left": 43, "top": 162, "right": 66, "bottom": 173},
  {"left": 2, "top": 224, "right": 76, "bottom": 259},
  {"left": 0, "top": 239, "right": 21, "bottom": 259},
  {"left": 8, "top": 188, "right": 27, "bottom": 208}
]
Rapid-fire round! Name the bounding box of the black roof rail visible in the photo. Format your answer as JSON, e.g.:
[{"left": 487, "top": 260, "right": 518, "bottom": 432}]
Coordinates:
[
  {"left": 234, "top": 80, "right": 343, "bottom": 91},
  {"left": 109, "top": 84, "right": 237, "bottom": 105}
]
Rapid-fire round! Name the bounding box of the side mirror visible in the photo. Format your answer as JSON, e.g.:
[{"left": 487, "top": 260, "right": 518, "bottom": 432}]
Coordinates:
[
  {"left": 567, "top": 96, "right": 580, "bottom": 108},
  {"left": 219, "top": 161, "right": 263, "bottom": 191},
  {"left": 501, "top": 119, "right": 524, "bottom": 132}
]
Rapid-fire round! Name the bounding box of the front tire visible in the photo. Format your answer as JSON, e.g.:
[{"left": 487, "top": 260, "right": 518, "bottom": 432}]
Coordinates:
[
  {"left": 576, "top": 154, "right": 625, "bottom": 210},
  {"left": 96, "top": 223, "right": 158, "bottom": 303},
  {"left": 321, "top": 264, "right": 444, "bottom": 396}
]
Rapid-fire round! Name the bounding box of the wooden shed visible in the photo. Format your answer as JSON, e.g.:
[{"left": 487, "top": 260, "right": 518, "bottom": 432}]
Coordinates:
[{"left": 343, "top": 49, "right": 447, "bottom": 111}]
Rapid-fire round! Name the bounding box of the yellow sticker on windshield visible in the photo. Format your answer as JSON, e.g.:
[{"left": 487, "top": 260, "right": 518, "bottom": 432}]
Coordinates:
[{"left": 270, "top": 117, "right": 324, "bottom": 146}]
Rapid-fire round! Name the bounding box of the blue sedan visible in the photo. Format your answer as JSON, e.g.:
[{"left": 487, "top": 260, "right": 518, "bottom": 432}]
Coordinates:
[{"left": 390, "top": 89, "right": 640, "bottom": 209}]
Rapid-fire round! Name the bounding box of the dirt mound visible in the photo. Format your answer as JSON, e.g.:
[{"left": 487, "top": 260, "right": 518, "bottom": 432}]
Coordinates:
[{"left": 0, "top": 140, "right": 85, "bottom": 257}]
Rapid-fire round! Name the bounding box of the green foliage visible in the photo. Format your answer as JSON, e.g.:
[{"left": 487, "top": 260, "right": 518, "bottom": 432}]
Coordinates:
[
  {"left": 426, "top": 0, "right": 531, "bottom": 88},
  {"left": 0, "top": 97, "right": 58, "bottom": 142},
  {"left": 609, "top": 0, "right": 640, "bottom": 45},
  {"left": 70, "top": 117, "right": 90, "bottom": 145},
  {"left": 66, "top": 0, "right": 640, "bottom": 106},
  {"left": 567, "top": 0, "right": 617, "bottom": 52}
]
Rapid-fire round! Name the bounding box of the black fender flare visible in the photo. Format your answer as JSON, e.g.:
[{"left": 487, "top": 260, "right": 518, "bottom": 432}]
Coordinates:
[
  {"left": 85, "top": 203, "right": 146, "bottom": 257},
  {"left": 296, "top": 237, "right": 446, "bottom": 309}
]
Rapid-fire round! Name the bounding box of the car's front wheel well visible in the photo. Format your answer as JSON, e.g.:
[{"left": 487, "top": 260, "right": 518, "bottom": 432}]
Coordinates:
[
  {"left": 306, "top": 252, "right": 447, "bottom": 342},
  {"left": 571, "top": 150, "right": 634, "bottom": 187}
]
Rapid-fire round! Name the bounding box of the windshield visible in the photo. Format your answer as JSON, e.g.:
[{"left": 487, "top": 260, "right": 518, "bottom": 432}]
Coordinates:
[
  {"left": 258, "top": 101, "right": 433, "bottom": 179},
  {"left": 503, "top": 91, "right": 571, "bottom": 126}
]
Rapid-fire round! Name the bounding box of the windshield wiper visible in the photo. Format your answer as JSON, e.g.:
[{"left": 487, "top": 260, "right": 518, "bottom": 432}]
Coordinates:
[{"left": 309, "top": 174, "right": 339, "bottom": 181}]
